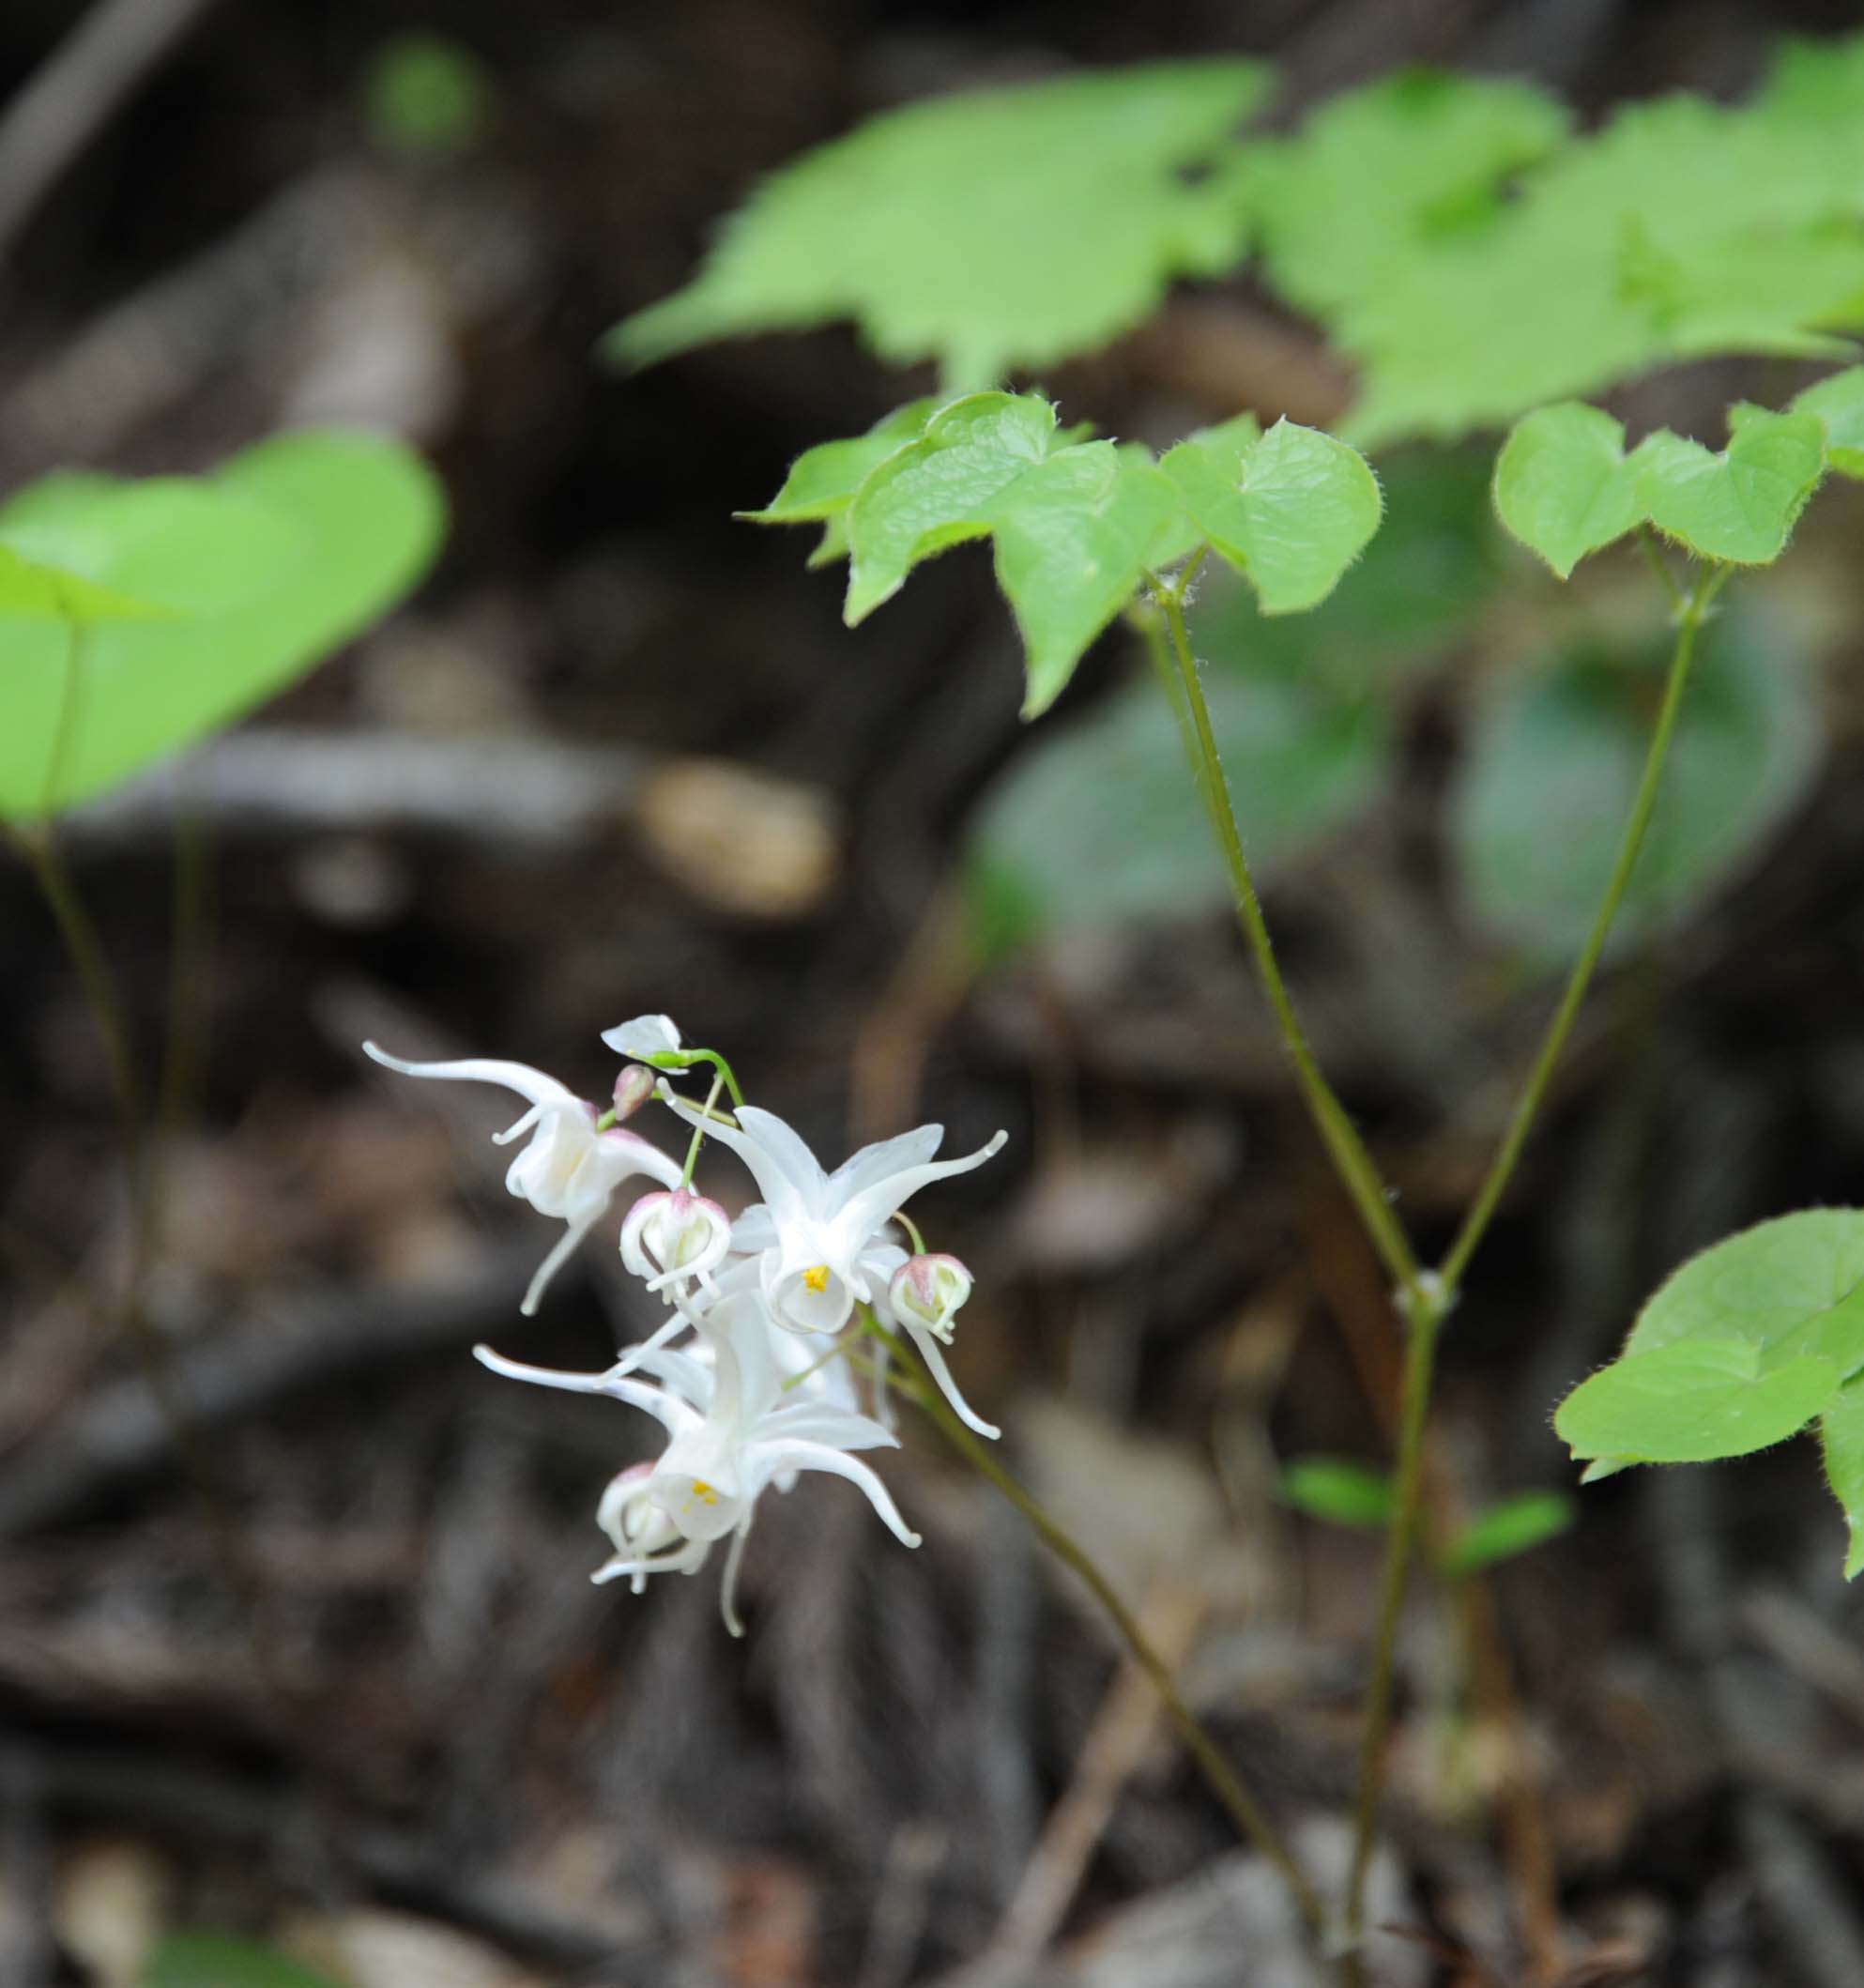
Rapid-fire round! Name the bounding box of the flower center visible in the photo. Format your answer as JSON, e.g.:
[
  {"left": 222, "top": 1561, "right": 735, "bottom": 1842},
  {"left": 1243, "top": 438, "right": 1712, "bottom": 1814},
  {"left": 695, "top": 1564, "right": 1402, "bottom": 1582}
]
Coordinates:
[
  {"left": 689, "top": 1479, "right": 720, "bottom": 1506},
  {"left": 802, "top": 1263, "right": 832, "bottom": 1293}
]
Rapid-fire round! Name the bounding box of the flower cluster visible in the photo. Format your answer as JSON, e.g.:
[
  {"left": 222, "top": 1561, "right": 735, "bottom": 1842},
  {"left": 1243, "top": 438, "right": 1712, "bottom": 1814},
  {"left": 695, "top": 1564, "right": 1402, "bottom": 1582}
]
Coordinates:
[{"left": 364, "top": 1017, "right": 1005, "bottom": 1632}]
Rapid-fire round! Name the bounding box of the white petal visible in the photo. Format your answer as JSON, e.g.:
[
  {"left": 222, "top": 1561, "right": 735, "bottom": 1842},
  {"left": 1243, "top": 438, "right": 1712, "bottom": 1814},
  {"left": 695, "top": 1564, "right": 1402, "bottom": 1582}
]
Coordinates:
[
  {"left": 662, "top": 1093, "right": 828, "bottom": 1222},
  {"left": 600, "top": 1015, "right": 682, "bottom": 1059},
  {"left": 909, "top": 1326, "right": 1001, "bottom": 1440},
  {"left": 472, "top": 1343, "right": 699, "bottom": 1434},
  {"left": 836, "top": 1130, "right": 1007, "bottom": 1246},
  {"left": 757, "top": 1401, "right": 901, "bottom": 1452},
  {"left": 825, "top": 1124, "right": 943, "bottom": 1208},
  {"left": 752, "top": 1438, "right": 921, "bottom": 1548},
  {"left": 719, "top": 1520, "right": 754, "bottom": 1638},
  {"left": 363, "top": 1043, "right": 577, "bottom": 1109},
  {"left": 520, "top": 1219, "right": 594, "bottom": 1316},
  {"left": 730, "top": 1203, "right": 779, "bottom": 1253}
]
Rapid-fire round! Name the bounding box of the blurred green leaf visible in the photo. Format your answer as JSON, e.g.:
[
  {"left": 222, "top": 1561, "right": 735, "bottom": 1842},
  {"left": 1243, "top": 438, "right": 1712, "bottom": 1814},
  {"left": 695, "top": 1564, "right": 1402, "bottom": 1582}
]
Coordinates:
[
  {"left": 1820, "top": 1376, "right": 1864, "bottom": 1579},
  {"left": 1161, "top": 418, "right": 1383, "bottom": 615},
  {"left": 1276, "top": 1457, "right": 1395, "bottom": 1530},
  {"left": 1448, "top": 609, "right": 1821, "bottom": 961},
  {"left": 144, "top": 1934, "right": 345, "bottom": 1988},
  {"left": 364, "top": 32, "right": 491, "bottom": 156},
  {"left": 966, "top": 663, "right": 1387, "bottom": 953},
  {"left": 0, "top": 429, "right": 445, "bottom": 820},
  {"left": 1790, "top": 365, "right": 1864, "bottom": 479},
  {"left": 1555, "top": 1338, "right": 1840, "bottom": 1464},
  {"left": 607, "top": 60, "right": 1270, "bottom": 387},
  {"left": 1442, "top": 1491, "right": 1575, "bottom": 1575}
]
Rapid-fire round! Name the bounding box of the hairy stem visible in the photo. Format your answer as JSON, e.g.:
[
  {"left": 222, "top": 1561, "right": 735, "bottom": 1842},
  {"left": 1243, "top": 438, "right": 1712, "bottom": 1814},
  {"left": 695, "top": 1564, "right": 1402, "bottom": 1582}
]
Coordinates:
[
  {"left": 867, "top": 1311, "right": 1325, "bottom": 1935},
  {"left": 1142, "top": 585, "right": 1423, "bottom": 1299}
]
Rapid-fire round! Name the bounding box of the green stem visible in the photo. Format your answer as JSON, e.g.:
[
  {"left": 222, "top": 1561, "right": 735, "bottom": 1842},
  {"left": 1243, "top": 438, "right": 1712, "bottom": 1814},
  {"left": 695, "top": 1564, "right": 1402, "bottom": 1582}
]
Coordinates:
[
  {"left": 1436, "top": 562, "right": 1727, "bottom": 1295},
  {"left": 1144, "top": 585, "right": 1423, "bottom": 1299},
  {"left": 680, "top": 1072, "right": 726, "bottom": 1185},
  {"left": 864, "top": 1309, "right": 1326, "bottom": 1937}
]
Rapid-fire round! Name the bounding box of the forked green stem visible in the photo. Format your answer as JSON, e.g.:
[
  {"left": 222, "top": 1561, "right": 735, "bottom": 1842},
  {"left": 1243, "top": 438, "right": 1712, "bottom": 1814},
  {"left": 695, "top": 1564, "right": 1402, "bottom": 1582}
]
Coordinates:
[
  {"left": 1342, "top": 559, "right": 1729, "bottom": 1957},
  {"left": 1142, "top": 582, "right": 1424, "bottom": 1301},
  {"left": 863, "top": 1309, "right": 1326, "bottom": 1936}
]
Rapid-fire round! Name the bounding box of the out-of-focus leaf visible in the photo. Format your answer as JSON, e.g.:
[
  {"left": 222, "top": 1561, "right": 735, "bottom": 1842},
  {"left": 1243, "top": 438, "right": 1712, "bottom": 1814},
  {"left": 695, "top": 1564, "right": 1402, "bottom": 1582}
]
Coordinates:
[
  {"left": 966, "top": 664, "right": 1387, "bottom": 954},
  {"left": 144, "top": 1934, "right": 345, "bottom": 1988},
  {"left": 1448, "top": 608, "right": 1821, "bottom": 961},
  {"left": 1820, "top": 1376, "right": 1864, "bottom": 1579},
  {"left": 1442, "top": 1491, "right": 1575, "bottom": 1575},
  {"left": 1277, "top": 1457, "right": 1395, "bottom": 1530},
  {"left": 1556, "top": 1338, "right": 1840, "bottom": 1464},
  {"left": 1790, "top": 365, "right": 1864, "bottom": 478},
  {"left": 607, "top": 60, "right": 1271, "bottom": 387},
  {"left": 363, "top": 31, "right": 490, "bottom": 156},
  {"left": 0, "top": 429, "right": 445, "bottom": 820}
]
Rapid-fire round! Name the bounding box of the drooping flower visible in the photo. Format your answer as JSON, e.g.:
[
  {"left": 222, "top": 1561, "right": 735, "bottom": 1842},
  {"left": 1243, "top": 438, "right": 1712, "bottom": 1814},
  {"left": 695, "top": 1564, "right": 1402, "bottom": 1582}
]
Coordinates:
[
  {"left": 884, "top": 1251, "right": 999, "bottom": 1439},
  {"left": 621, "top": 1186, "right": 733, "bottom": 1297},
  {"left": 660, "top": 1093, "right": 1006, "bottom": 1337},
  {"left": 474, "top": 1287, "right": 919, "bottom": 1633},
  {"left": 363, "top": 1043, "right": 682, "bottom": 1315}
]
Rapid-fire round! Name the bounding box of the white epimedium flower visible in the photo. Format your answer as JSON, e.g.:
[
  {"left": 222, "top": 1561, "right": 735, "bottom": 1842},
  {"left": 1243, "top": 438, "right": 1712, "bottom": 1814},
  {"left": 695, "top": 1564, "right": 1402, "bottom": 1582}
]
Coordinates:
[
  {"left": 362, "top": 1043, "right": 682, "bottom": 1316},
  {"left": 661, "top": 1092, "right": 1007, "bottom": 1337},
  {"left": 601, "top": 1014, "right": 683, "bottom": 1063},
  {"left": 883, "top": 1252, "right": 999, "bottom": 1440},
  {"left": 474, "top": 1288, "right": 918, "bottom": 1634},
  {"left": 621, "top": 1186, "right": 733, "bottom": 1298}
]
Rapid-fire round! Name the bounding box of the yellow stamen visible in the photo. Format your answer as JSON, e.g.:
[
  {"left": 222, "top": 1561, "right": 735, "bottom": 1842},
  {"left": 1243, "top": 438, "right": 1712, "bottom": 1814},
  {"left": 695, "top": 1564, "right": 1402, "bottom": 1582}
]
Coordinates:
[
  {"left": 689, "top": 1479, "right": 719, "bottom": 1506},
  {"left": 802, "top": 1263, "right": 831, "bottom": 1294}
]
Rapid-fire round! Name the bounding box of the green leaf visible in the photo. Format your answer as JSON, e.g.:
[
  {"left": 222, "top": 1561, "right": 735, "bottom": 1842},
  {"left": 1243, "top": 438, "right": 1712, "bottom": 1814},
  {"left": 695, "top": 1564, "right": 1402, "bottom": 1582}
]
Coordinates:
[
  {"left": 1819, "top": 1376, "right": 1864, "bottom": 1579},
  {"left": 741, "top": 398, "right": 940, "bottom": 528},
  {"left": 1162, "top": 418, "right": 1382, "bottom": 613},
  {"left": 1450, "top": 608, "right": 1821, "bottom": 961},
  {"left": 843, "top": 391, "right": 1061, "bottom": 621},
  {"left": 606, "top": 60, "right": 1271, "bottom": 387},
  {"left": 144, "top": 1934, "right": 345, "bottom": 1988},
  {"left": 1491, "top": 403, "right": 1646, "bottom": 579},
  {"left": 0, "top": 429, "right": 445, "bottom": 820},
  {"left": 1277, "top": 1457, "right": 1395, "bottom": 1530},
  {"left": 1635, "top": 409, "right": 1826, "bottom": 565},
  {"left": 966, "top": 660, "right": 1387, "bottom": 952},
  {"left": 363, "top": 31, "right": 491, "bottom": 157},
  {"left": 1442, "top": 1491, "right": 1575, "bottom": 1576},
  {"left": 984, "top": 445, "right": 1184, "bottom": 717},
  {"left": 1789, "top": 366, "right": 1864, "bottom": 479},
  {"left": 1555, "top": 1338, "right": 1841, "bottom": 1464},
  {"left": 0, "top": 544, "right": 172, "bottom": 623},
  {"left": 1624, "top": 1211, "right": 1864, "bottom": 1378}
]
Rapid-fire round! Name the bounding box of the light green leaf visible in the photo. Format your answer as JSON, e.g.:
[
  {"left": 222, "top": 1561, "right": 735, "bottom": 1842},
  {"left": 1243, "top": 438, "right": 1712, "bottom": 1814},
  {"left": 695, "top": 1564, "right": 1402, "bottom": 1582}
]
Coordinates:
[
  {"left": 741, "top": 398, "right": 940, "bottom": 527},
  {"left": 984, "top": 445, "right": 1184, "bottom": 717},
  {"left": 1555, "top": 1338, "right": 1840, "bottom": 1464},
  {"left": 1491, "top": 403, "right": 1646, "bottom": 579},
  {"left": 363, "top": 31, "right": 491, "bottom": 157},
  {"left": 1625, "top": 1210, "right": 1864, "bottom": 1378},
  {"left": 606, "top": 60, "right": 1271, "bottom": 387},
  {"left": 1819, "top": 1376, "right": 1864, "bottom": 1579},
  {"left": 1442, "top": 1491, "right": 1576, "bottom": 1576},
  {"left": 1789, "top": 366, "right": 1864, "bottom": 479},
  {"left": 1634, "top": 408, "right": 1826, "bottom": 565},
  {"left": 1450, "top": 608, "right": 1821, "bottom": 961},
  {"left": 843, "top": 391, "right": 1060, "bottom": 621},
  {"left": 0, "top": 428, "right": 445, "bottom": 820},
  {"left": 0, "top": 544, "right": 172, "bottom": 623},
  {"left": 1276, "top": 1457, "right": 1395, "bottom": 1530},
  {"left": 144, "top": 1934, "right": 345, "bottom": 1988},
  {"left": 966, "top": 661, "right": 1387, "bottom": 953},
  {"left": 1164, "top": 419, "right": 1382, "bottom": 614}
]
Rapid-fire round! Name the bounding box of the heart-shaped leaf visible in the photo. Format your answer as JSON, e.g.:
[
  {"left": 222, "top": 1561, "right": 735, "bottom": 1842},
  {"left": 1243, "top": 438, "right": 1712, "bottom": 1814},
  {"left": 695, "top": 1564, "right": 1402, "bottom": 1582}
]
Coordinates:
[
  {"left": 0, "top": 429, "right": 444, "bottom": 820},
  {"left": 1491, "top": 402, "right": 1646, "bottom": 579},
  {"left": 1555, "top": 1338, "right": 1840, "bottom": 1464},
  {"left": 1163, "top": 417, "right": 1383, "bottom": 612}
]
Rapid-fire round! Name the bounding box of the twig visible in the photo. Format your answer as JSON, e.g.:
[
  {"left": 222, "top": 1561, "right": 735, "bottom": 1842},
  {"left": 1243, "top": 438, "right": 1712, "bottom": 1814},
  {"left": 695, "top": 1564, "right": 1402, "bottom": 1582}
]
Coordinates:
[{"left": 0, "top": 0, "right": 225, "bottom": 264}]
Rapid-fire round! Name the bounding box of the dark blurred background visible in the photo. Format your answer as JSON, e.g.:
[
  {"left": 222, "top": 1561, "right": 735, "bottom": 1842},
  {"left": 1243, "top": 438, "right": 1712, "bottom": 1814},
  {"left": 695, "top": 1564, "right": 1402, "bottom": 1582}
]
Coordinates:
[{"left": 6, "top": 4, "right": 1864, "bottom": 1985}]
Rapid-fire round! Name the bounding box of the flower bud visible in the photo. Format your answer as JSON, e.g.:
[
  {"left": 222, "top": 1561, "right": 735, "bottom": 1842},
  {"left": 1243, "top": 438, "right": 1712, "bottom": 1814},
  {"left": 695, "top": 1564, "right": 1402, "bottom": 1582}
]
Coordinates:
[
  {"left": 612, "top": 1063, "right": 657, "bottom": 1121},
  {"left": 888, "top": 1253, "right": 972, "bottom": 1342},
  {"left": 621, "top": 1186, "right": 732, "bottom": 1293}
]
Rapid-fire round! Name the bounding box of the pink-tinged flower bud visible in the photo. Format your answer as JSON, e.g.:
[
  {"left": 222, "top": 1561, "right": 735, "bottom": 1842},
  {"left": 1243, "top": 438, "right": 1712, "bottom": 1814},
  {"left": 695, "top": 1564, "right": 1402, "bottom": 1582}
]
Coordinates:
[
  {"left": 889, "top": 1253, "right": 972, "bottom": 1342},
  {"left": 612, "top": 1063, "right": 657, "bottom": 1121},
  {"left": 621, "top": 1187, "right": 732, "bottom": 1294}
]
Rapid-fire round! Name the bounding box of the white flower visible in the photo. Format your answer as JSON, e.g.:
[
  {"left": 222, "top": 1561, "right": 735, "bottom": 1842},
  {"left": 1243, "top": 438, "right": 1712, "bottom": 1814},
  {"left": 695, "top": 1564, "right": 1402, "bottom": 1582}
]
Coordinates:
[
  {"left": 662, "top": 1093, "right": 1006, "bottom": 1336},
  {"left": 601, "top": 1014, "right": 683, "bottom": 1062},
  {"left": 474, "top": 1288, "right": 918, "bottom": 1634},
  {"left": 363, "top": 1043, "right": 681, "bottom": 1315},
  {"left": 884, "top": 1251, "right": 999, "bottom": 1439},
  {"left": 620, "top": 1187, "right": 733, "bottom": 1297}
]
